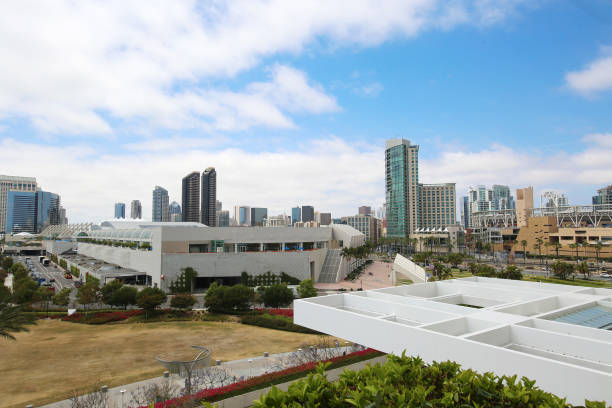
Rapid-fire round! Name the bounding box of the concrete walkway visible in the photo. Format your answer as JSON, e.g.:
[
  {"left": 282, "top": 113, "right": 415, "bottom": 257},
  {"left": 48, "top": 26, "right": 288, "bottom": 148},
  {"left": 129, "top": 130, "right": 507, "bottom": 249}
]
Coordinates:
[{"left": 40, "top": 347, "right": 359, "bottom": 408}]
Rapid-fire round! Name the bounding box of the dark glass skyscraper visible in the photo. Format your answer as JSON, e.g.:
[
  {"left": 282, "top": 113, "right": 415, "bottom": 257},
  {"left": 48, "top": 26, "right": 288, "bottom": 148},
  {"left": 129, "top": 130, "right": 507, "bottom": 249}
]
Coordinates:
[
  {"left": 201, "top": 167, "right": 217, "bottom": 226},
  {"left": 182, "top": 171, "right": 200, "bottom": 222},
  {"left": 291, "top": 206, "right": 300, "bottom": 225},
  {"left": 114, "top": 202, "right": 126, "bottom": 219},
  {"left": 301, "top": 206, "right": 314, "bottom": 222},
  {"left": 36, "top": 191, "right": 60, "bottom": 231},
  {"left": 250, "top": 207, "right": 268, "bottom": 226},
  {"left": 6, "top": 191, "right": 37, "bottom": 234}
]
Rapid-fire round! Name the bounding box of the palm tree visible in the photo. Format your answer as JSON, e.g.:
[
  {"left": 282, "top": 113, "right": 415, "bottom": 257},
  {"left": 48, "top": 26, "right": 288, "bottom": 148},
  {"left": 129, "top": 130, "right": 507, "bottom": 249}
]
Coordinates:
[
  {"left": 552, "top": 242, "right": 562, "bottom": 259},
  {"left": 535, "top": 238, "right": 543, "bottom": 264},
  {"left": 0, "top": 302, "right": 36, "bottom": 340},
  {"left": 592, "top": 241, "right": 604, "bottom": 269},
  {"left": 568, "top": 243, "right": 578, "bottom": 264},
  {"left": 520, "top": 240, "right": 528, "bottom": 264}
]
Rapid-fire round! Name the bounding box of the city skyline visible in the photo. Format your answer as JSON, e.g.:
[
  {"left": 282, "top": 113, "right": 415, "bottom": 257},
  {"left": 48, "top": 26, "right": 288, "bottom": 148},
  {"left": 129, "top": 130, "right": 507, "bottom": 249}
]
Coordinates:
[{"left": 1, "top": 2, "right": 611, "bottom": 222}]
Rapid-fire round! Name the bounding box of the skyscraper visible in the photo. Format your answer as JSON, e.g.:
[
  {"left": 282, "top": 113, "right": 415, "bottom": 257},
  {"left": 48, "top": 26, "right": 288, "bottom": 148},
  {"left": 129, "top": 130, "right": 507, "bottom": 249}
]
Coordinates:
[
  {"left": 114, "top": 203, "right": 126, "bottom": 219},
  {"left": 462, "top": 196, "right": 470, "bottom": 228},
  {"left": 385, "top": 139, "right": 419, "bottom": 237},
  {"left": 5, "top": 191, "right": 37, "bottom": 234},
  {"left": 201, "top": 167, "right": 217, "bottom": 226},
  {"left": 358, "top": 206, "right": 372, "bottom": 216},
  {"left": 234, "top": 205, "right": 251, "bottom": 226},
  {"left": 152, "top": 186, "right": 170, "bottom": 222},
  {"left": 130, "top": 200, "right": 142, "bottom": 219},
  {"left": 419, "top": 183, "right": 456, "bottom": 229},
  {"left": 492, "top": 185, "right": 515, "bottom": 210},
  {"left": 182, "top": 171, "right": 200, "bottom": 222},
  {"left": 319, "top": 213, "right": 332, "bottom": 225},
  {"left": 291, "top": 206, "right": 301, "bottom": 225},
  {"left": 169, "top": 201, "right": 182, "bottom": 222},
  {"left": 541, "top": 190, "right": 569, "bottom": 208},
  {"left": 36, "top": 190, "right": 60, "bottom": 232},
  {"left": 301, "top": 206, "right": 315, "bottom": 222},
  {"left": 0, "top": 175, "right": 37, "bottom": 234},
  {"left": 592, "top": 185, "right": 612, "bottom": 205},
  {"left": 250, "top": 207, "right": 268, "bottom": 226}
]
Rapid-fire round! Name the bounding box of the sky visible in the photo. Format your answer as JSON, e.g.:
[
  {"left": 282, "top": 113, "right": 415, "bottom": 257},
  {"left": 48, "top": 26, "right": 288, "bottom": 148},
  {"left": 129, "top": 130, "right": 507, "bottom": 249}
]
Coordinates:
[{"left": 1, "top": 0, "right": 612, "bottom": 223}]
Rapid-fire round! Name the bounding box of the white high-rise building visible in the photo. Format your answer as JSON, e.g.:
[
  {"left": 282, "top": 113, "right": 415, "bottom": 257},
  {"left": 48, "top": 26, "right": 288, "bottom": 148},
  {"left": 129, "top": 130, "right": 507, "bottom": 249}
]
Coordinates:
[
  {"left": 541, "top": 190, "right": 569, "bottom": 208},
  {"left": 233, "top": 205, "right": 251, "bottom": 226}
]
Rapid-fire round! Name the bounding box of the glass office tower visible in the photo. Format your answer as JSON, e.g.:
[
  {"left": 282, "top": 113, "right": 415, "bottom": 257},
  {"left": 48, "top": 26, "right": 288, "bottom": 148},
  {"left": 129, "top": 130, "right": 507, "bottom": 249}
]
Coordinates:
[{"left": 385, "top": 139, "right": 419, "bottom": 237}]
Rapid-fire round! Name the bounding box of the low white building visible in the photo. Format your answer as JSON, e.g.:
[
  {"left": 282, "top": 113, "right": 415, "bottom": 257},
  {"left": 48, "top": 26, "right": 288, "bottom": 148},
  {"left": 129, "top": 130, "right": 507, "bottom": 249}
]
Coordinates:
[
  {"left": 43, "top": 221, "right": 365, "bottom": 290},
  {"left": 295, "top": 277, "right": 612, "bottom": 404}
]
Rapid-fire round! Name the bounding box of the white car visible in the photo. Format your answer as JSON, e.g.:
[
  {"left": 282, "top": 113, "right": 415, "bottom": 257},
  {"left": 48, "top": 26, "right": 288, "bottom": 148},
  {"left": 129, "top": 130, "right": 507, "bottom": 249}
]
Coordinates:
[{"left": 600, "top": 273, "right": 611, "bottom": 279}]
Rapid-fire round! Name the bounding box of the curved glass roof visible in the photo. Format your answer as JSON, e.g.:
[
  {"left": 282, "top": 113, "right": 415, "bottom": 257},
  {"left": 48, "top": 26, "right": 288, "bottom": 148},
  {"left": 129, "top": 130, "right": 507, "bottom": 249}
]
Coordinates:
[{"left": 86, "top": 229, "right": 152, "bottom": 240}]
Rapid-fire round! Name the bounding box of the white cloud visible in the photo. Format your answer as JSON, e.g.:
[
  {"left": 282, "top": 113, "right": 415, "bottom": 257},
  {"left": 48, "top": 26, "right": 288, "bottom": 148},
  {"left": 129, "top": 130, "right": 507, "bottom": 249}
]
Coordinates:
[
  {"left": 357, "top": 83, "right": 384, "bottom": 97},
  {"left": 1, "top": 134, "right": 610, "bottom": 223},
  {"left": 566, "top": 48, "right": 612, "bottom": 95},
  {"left": 0, "top": 0, "right": 529, "bottom": 135}
]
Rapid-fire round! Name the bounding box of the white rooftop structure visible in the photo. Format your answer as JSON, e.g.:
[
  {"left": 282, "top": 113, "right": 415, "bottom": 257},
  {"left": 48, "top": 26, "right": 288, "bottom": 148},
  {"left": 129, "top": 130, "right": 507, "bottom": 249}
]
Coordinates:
[{"left": 295, "top": 277, "right": 612, "bottom": 404}]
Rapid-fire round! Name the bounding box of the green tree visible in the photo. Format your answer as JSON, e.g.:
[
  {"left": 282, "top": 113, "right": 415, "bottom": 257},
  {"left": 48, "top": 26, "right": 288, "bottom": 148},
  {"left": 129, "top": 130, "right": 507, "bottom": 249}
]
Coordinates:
[
  {"left": 498, "top": 265, "right": 522, "bottom": 280},
  {"left": 169, "top": 267, "right": 198, "bottom": 293},
  {"left": 53, "top": 288, "right": 72, "bottom": 307},
  {"left": 1, "top": 257, "right": 14, "bottom": 272},
  {"left": 262, "top": 283, "right": 294, "bottom": 308},
  {"left": 170, "top": 293, "right": 197, "bottom": 310},
  {"left": 550, "top": 260, "right": 574, "bottom": 280},
  {"left": 446, "top": 253, "right": 464, "bottom": 268},
  {"left": 552, "top": 242, "right": 562, "bottom": 258},
  {"left": 535, "top": 238, "right": 543, "bottom": 264},
  {"left": 576, "top": 261, "right": 590, "bottom": 280},
  {"left": 109, "top": 286, "right": 138, "bottom": 309},
  {"left": 77, "top": 281, "right": 102, "bottom": 310},
  {"left": 297, "top": 279, "right": 317, "bottom": 298},
  {"left": 101, "top": 279, "right": 123, "bottom": 305},
  {"left": 136, "top": 287, "right": 167, "bottom": 319},
  {"left": 225, "top": 284, "right": 254, "bottom": 311},
  {"left": 591, "top": 241, "right": 604, "bottom": 265},
  {"left": 0, "top": 301, "right": 36, "bottom": 340},
  {"left": 36, "top": 287, "right": 54, "bottom": 318},
  {"left": 520, "top": 240, "right": 528, "bottom": 263},
  {"left": 11, "top": 274, "right": 39, "bottom": 304},
  {"left": 568, "top": 243, "right": 579, "bottom": 263}
]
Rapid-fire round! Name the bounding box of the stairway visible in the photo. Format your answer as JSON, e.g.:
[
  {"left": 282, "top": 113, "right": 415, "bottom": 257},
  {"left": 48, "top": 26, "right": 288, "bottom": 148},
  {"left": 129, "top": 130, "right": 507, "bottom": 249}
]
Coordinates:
[{"left": 318, "top": 249, "right": 342, "bottom": 283}]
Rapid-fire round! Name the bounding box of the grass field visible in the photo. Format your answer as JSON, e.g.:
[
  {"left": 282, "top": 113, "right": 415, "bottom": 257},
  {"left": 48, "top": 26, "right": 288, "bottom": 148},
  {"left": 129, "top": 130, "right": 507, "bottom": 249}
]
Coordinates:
[
  {"left": 523, "top": 275, "right": 612, "bottom": 288},
  {"left": 1, "top": 320, "right": 338, "bottom": 408}
]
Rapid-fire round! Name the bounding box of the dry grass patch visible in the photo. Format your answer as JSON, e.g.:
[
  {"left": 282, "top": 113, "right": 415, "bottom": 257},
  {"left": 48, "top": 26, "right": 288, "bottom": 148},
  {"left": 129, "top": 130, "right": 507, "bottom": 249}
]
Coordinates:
[{"left": 1, "top": 319, "right": 338, "bottom": 408}]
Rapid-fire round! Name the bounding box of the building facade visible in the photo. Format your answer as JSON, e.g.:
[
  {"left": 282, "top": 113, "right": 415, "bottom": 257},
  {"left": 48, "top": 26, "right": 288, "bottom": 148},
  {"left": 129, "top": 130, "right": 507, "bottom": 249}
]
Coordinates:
[
  {"left": 342, "top": 215, "right": 379, "bottom": 243},
  {"left": 5, "top": 191, "right": 37, "bottom": 234},
  {"left": 516, "top": 186, "right": 534, "bottom": 227},
  {"left": 0, "top": 175, "right": 37, "bottom": 234},
  {"left": 234, "top": 205, "right": 251, "bottom": 226},
  {"left": 182, "top": 171, "right": 200, "bottom": 222},
  {"left": 419, "top": 183, "right": 456, "bottom": 229},
  {"left": 114, "top": 203, "right": 126, "bottom": 219},
  {"left": 130, "top": 200, "right": 142, "bottom": 219},
  {"left": 541, "top": 190, "right": 569, "bottom": 208},
  {"left": 291, "top": 206, "right": 301, "bottom": 225},
  {"left": 152, "top": 186, "right": 170, "bottom": 222},
  {"left": 358, "top": 206, "right": 372, "bottom": 216},
  {"left": 461, "top": 196, "right": 469, "bottom": 229},
  {"left": 593, "top": 185, "right": 612, "bottom": 205},
  {"left": 250, "top": 207, "right": 268, "bottom": 226},
  {"left": 319, "top": 212, "right": 332, "bottom": 226},
  {"left": 169, "top": 201, "right": 181, "bottom": 218},
  {"left": 217, "top": 210, "right": 230, "bottom": 227},
  {"left": 265, "top": 214, "right": 291, "bottom": 227},
  {"left": 201, "top": 167, "right": 217, "bottom": 226},
  {"left": 302, "top": 206, "right": 315, "bottom": 223},
  {"left": 36, "top": 191, "right": 60, "bottom": 232},
  {"left": 385, "top": 139, "right": 419, "bottom": 237}
]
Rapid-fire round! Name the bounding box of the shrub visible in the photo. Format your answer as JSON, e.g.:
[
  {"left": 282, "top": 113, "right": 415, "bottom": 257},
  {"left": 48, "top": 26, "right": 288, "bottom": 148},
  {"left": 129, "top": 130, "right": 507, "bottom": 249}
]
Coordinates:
[
  {"left": 254, "top": 354, "right": 600, "bottom": 407},
  {"left": 296, "top": 279, "right": 317, "bottom": 298},
  {"left": 52, "top": 288, "right": 72, "bottom": 307},
  {"left": 170, "top": 293, "right": 197, "bottom": 310},
  {"left": 551, "top": 261, "right": 574, "bottom": 280},
  {"left": 168, "top": 267, "right": 197, "bottom": 293},
  {"left": 109, "top": 286, "right": 138, "bottom": 309},
  {"left": 255, "top": 308, "right": 293, "bottom": 318},
  {"left": 240, "top": 313, "right": 319, "bottom": 334},
  {"left": 101, "top": 279, "right": 123, "bottom": 304},
  {"left": 204, "top": 283, "right": 254, "bottom": 313},
  {"left": 262, "top": 283, "right": 293, "bottom": 308}
]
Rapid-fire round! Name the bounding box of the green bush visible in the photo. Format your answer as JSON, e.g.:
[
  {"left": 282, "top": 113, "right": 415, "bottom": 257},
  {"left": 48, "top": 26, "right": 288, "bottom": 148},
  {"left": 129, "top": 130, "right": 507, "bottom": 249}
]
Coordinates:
[
  {"left": 136, "top": 287, "right": 167, "bottom": 318},
  {"left": 170, "top": 293, "right": 197, "bottom": 310},
  {"left": 204, "top": 282, "right": 254, "bottom": 313},
  {"left": 262, "top": 283, "right": 293, "bottom": 308},
  {"left": 241, "top": 313, "right": 319, "bottom": 334},
  {"left": 296, "top": 279, "right": 317, "bottom": 298},
  {"left": 254, "top": 354, "right": 603, "bottom": 407}
]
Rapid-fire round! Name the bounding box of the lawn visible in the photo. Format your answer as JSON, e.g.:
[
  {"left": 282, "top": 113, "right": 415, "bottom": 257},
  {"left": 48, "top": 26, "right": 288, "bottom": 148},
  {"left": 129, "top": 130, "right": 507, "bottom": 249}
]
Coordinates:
[
  {"left": 1, "top": 319, "right": 338, "bottom": 408},
  {"left": 523, "top": 275, "right": 612, "bottom": 288}
]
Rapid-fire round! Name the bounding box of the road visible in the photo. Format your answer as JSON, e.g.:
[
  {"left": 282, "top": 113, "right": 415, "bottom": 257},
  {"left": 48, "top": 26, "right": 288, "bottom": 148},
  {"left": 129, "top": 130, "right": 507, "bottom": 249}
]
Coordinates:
[{"left": 17, "top": 255, "right": 75, "bottom": 292}]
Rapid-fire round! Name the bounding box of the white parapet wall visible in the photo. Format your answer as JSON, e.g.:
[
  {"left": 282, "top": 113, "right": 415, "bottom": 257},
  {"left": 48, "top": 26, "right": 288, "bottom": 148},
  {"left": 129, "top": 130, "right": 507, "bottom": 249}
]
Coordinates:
[
  {"left": 294, "top": 278, "right": 612, "bottom": 404},
  {"left": 392, "top": 253, "right": 427, "bottom": 284}
]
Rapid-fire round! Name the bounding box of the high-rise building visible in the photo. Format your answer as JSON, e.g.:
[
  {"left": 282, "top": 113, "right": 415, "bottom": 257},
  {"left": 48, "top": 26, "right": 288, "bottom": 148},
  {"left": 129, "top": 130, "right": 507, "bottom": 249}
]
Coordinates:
[
  {"left": 540, "top": 191, "right": 569, "bottom": 208},
  {"left": 419, "top": 183, "right": 456, "bottom": 229},
  {"left": 169, "top": 201, "right": 181, "bottom": 220},
  {"left": 217, "top": 210, "right": 230, "bottom": 227},
  {"left": 301, "top": 206, "right": 314, "bottom": 222},
  {"left": 492, "top": 185, "right": 515, "bottom": 210},
  {"left": 114, "top": 203, "right": 126, "bottom": 219},
  {"left": 376, "top": 204, "right": 386, "bottom": 220},
  {"left": 5, "top": 191, "right": 37, "bottom": 234},
  {"left": 385, "top": 139, "right": 419, "bottom": 237},
  {"left": 234, "top": 205, "right": 251, "bottom": 226},
  {"left": 291, "top": 206, "right": 301, "bottom": 225},
  {"left": 250, "top": 207, "right": 268, "bottom": 226},
  {"left": 342, "top": 215, "right": 379, "bottom": 242},
  {"left": 516, "top": 186, "right": 534, "bottom": 227},
  {"left": 59, "top": 206, "right": 68, "bottom": 225},
  {"left": 461, "top": 196, "right": 470, "bottom": 228},
  {"left": 265, "top": 214, "right": 291, "bottom": 227},
  {"left": 0, "top": 175, "right": 37, "bottom": 234},
  {"left": 466, "top": 185, "right": 514, "bottom": 228},
  {"left": 152, "top": 186, "right": 170, "bottom": 222},
  {"left": 319, "top": 212, "right": 332, "bottom": 226},
  {"left": 130, "top": 200, "right": 142, "bottom": 219},
  {"left": 593, "top": 185, "right": 612, "bottom": 205},
  {"left": 36, "top": 191, "right": 60, "bottom": 232},
  {"left": 201, "top": 167, "right": 217, "bottom": 226},
  {"left": 358, "top": 206, "right": 372, "bottom": 216},
  {"left": 182, "top": 171, "right": 200, "bottom": 222}
]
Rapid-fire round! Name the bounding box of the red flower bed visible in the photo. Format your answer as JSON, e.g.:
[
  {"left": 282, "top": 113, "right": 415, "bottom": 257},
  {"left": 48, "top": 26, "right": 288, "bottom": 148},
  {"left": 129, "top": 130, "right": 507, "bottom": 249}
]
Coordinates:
[
  {"left": 138, "top": 348, "right": 381, "bottom": 408},
  {"left": 254, "top": 308, "right": 294, "bottom": 318},
  {"left": 60, "top": 310, "right": 142, "bottom": 324}
]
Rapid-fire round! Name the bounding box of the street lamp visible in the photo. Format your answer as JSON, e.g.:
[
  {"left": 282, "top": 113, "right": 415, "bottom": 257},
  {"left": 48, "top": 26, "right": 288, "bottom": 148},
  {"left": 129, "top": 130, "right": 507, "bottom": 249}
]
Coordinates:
[{"left": 120, "top": 389, "right": 126, "bottom": 408}]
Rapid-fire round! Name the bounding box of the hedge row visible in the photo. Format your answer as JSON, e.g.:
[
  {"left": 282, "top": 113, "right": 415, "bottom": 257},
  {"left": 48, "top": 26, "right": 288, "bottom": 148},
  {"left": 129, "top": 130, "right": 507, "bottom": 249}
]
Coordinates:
[{"left": 240, "top": 313, "right": 319, "bottom": 334}]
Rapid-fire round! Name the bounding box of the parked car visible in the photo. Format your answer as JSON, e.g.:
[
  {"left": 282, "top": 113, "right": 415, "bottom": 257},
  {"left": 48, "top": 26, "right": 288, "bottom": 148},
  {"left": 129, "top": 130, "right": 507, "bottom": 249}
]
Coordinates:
[
  {"left": 49, "top": 278, "right": 56, "bottom": 283},
  {"left": 600, "top": 273, "right": 611, "bottom": 279}
]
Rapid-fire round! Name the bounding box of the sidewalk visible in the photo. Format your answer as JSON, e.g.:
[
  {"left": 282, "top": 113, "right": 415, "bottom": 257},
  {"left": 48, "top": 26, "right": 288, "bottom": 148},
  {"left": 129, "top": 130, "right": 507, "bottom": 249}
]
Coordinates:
[{"left": 40, "top": 347, "right": 357, "bottom": 408}]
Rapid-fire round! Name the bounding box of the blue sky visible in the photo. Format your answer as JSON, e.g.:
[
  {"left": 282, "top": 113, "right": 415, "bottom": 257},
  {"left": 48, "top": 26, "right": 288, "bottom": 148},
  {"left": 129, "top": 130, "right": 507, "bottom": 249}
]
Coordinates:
[{"left": 1, "top": 0, "right": 611, "bottom": 222}]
